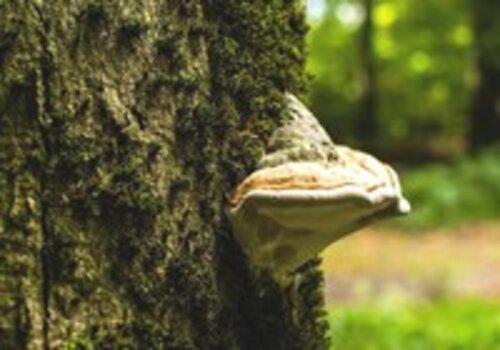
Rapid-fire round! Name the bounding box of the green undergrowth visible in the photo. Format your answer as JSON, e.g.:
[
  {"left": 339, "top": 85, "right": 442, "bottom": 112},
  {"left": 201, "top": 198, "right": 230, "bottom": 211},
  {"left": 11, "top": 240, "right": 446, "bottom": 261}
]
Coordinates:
[
  {"left": 328, "top": 298, "right": 500, "bottom": 350},
  {"left": 395, "top": 147, "right": 500, "bottom": 230}
]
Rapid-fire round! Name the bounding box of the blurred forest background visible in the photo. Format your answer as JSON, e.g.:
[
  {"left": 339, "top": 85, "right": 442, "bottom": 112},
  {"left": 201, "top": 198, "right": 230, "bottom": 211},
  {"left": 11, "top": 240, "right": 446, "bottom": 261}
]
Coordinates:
[{"left": 306, "top": 0, "right": 500, "bottom": 348}]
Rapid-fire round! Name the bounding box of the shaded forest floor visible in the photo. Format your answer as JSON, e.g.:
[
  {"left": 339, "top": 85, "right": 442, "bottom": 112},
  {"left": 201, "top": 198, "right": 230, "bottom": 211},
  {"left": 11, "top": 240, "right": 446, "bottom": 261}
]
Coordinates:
[
  {"left": 321, "top": 222, "right": 500, "bottom": 349},
  {"left": 321, "top": 222, "right": 500, "bottom": 304}
]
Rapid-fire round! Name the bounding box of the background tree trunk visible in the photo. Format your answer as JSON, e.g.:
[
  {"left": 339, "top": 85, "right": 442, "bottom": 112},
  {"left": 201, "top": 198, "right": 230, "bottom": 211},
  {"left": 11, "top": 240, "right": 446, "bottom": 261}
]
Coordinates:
[
  {"left": 357, "top": 0, "right": 379, "bottom": 151},
  {"left": 0, "top": 1, "right": 327, "bottom": 349},
  {"left": 469, "top": 0, "right": 500, "bottom": 150}
]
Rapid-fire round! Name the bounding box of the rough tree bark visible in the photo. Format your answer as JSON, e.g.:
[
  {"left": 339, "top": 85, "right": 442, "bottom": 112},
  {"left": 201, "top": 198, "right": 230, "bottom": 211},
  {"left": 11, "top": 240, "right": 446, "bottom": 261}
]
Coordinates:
[
  {"left": 470, "top": 0, "right": 500, "bottom": 150},
  {"left": 0, "top": 1, "right": 327, "bottom": 349}
]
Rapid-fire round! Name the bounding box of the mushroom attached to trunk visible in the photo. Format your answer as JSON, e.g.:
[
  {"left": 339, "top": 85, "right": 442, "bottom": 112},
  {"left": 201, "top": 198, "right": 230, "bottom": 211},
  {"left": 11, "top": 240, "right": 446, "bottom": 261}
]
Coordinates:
[{"left": 229, "top": 94, "right": 410, "bottom": 280}]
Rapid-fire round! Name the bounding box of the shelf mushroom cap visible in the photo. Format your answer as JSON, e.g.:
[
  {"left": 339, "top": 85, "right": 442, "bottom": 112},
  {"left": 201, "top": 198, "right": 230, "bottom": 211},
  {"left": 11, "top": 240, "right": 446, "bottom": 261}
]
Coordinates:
[{"left": 228, "top": 94, "right": 410, "bottom": 280}]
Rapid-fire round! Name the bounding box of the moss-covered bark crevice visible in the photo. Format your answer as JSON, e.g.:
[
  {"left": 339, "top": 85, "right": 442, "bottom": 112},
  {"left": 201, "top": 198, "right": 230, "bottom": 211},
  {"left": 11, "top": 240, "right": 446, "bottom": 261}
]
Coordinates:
[{"left": 0, "top": 1, "right": 328, "bottom": 349}]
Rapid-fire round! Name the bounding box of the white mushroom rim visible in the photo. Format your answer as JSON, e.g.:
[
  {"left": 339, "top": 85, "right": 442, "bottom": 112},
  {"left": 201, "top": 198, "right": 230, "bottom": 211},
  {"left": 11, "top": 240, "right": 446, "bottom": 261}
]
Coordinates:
[
  {"left": 229, "top": 151, "right": 411, "bottom": 281},
  {"left": 228, "top": 94, "right": 411, "bottom": 282}
]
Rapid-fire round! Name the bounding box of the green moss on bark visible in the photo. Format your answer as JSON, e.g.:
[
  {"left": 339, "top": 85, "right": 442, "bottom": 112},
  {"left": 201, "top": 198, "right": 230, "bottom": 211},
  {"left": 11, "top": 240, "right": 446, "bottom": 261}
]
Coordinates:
[{"left": 0, "top": 1, "right": 328, "bottom": 349}]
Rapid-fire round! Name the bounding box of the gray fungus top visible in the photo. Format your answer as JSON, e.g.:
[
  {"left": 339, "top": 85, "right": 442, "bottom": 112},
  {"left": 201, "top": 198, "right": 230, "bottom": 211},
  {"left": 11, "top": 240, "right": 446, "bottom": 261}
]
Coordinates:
[{"left": 259, "top": 94, "right": 338, "bottom": 168}]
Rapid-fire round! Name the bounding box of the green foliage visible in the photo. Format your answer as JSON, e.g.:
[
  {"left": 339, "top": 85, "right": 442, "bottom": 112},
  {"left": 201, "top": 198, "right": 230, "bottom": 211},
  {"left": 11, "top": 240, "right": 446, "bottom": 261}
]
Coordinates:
[
  {"left": 328, "top": 299, "right": 500, "bottom": 350},
  {"left": 307, "top": 0, "right": 473, "bottom": 155},
  {"left": 396, "top": 147, "right": 500, "bottom": 229}
]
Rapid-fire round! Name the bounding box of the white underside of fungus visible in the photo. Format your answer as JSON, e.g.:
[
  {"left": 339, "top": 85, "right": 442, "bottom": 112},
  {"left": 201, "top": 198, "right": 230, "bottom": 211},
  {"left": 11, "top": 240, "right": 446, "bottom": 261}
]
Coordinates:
[{"left": 229, "top": 94, "right": 410, "bottom": 281}]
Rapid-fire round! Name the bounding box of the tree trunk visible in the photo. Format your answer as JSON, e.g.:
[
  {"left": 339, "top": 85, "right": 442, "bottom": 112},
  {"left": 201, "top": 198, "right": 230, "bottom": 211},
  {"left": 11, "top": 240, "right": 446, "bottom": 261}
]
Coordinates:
[
  {"left": 357, "top": 0, "right": 379, "bottom": 151},
  {"left": 469, "top": 0, "right": 500, "bottom": 150},
  {"left": 0, "top": 1, "right": 327, "bottom": 349}
]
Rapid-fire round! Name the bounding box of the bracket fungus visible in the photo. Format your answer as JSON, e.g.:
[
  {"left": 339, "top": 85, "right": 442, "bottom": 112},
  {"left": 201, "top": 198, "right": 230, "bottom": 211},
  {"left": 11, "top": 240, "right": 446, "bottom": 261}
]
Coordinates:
[{"left": 229, "top": 94, "right": 410, "bottom": 282}]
